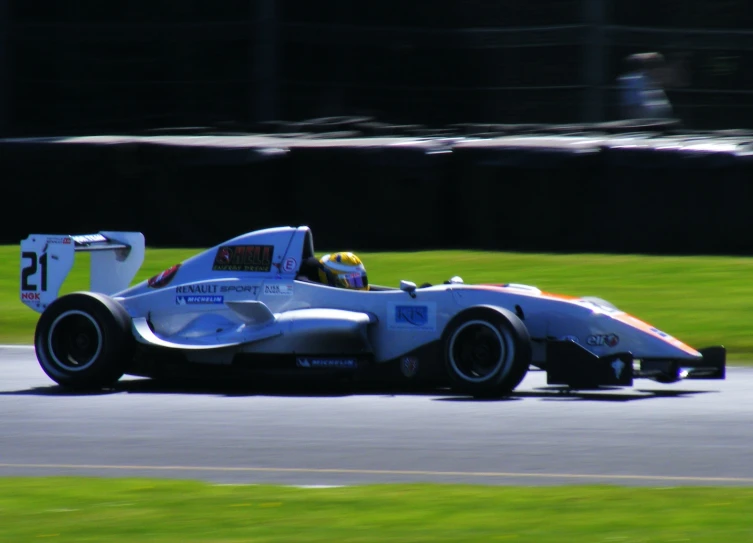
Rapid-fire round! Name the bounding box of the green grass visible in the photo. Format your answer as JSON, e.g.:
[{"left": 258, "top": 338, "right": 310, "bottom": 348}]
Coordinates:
[
  {"left": 4, "top": 246, "right": 753, "bottom": 360},
  {"left": 1, "top": 478, "right": 752, "bottom": 542}
]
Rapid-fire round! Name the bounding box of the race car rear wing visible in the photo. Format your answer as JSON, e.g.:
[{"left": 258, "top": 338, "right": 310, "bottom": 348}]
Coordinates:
[{"left": 20, "top": 231, "right": 145, "bottom": 313}]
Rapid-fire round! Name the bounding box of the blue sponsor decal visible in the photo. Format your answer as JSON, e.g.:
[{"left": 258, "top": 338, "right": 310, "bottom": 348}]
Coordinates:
[
  {"left": 650, "top": 327, "right": 673, "bottom": 339},
  {"left": 176, "top": 295, "right": 224, "bottom": 305},
  {"left": 395, "top": 305, "right": 428, "bottom": 327}
]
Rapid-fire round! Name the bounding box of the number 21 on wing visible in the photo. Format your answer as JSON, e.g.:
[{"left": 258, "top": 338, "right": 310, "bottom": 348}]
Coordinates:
[{"left": 22, "top": 251, "right": 48, "bottom": 292}]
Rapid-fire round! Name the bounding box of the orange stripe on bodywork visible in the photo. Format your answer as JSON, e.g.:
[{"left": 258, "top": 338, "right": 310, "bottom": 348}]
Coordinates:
[
  {"left": 540, "top": 291, "right": 579, "bottom": 301},
  {"left": 608, "top": 312, "right": 700, "bottom": 357}
]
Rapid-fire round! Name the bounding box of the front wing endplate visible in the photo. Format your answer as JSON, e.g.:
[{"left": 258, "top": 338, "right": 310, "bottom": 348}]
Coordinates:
[{"left": 545, "top": 340, "right": 634, "bottom": 388}]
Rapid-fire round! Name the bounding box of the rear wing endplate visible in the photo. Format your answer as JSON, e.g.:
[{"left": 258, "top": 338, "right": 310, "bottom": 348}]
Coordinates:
[{"left": 20, "top": 231, "right": 145, "bottom": 313}]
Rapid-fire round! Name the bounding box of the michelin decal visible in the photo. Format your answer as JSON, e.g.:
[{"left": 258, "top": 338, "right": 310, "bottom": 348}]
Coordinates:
[
  {"left": 296, "top": 357, "right": 357, "bottom": 369},
  {"left": 176, "top": 295, "right": 224, "bottom": 305}
]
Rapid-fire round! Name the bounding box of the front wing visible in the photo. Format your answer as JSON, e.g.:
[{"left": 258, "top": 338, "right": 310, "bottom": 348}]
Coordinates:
[{"left": 544, "top": 340, "right": 726, "bottom": 388}]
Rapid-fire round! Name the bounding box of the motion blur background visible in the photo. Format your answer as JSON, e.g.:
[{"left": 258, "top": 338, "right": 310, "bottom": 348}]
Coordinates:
[
  {"left": 1, "top": 0, "right": 751, "bottom": 137},
  {"left": 1, "top": 1, "right": 752, "bottom": 254}
]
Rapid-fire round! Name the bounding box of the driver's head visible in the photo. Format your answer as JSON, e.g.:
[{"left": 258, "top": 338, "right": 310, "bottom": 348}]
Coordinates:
[{"left": 318, "top": 252, "right": 369, "bottom": 290}]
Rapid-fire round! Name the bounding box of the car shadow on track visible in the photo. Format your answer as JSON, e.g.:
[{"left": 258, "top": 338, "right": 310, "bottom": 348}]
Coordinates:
[
  {"left": 515, "top": 387, "right": 714, "bottom": 402},
  {"left": 0, "top": 377, "right": 454, "bottom": 399},
  {"left": 437, "top": 388, "right": 714, "bottom": 402},
  {"left": 0, "top": 379, "right": 717, "bottom": 402}
]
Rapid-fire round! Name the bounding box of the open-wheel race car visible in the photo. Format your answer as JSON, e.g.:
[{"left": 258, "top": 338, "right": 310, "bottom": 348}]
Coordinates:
[{"left": 20, "top": 225, "right": 726, "bottom": 396}]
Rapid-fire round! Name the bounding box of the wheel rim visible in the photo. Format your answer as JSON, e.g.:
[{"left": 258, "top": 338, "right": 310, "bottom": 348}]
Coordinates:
[
  {"left": 448, "top": 320, "right": 511, "bottom": 383},
  {"left": 47, "top": 310, "right": 103, "bottom": 372}
]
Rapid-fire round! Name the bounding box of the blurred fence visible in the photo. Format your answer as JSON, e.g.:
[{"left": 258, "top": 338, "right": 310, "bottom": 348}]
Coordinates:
[{"left": 1, "top": 0, "right": 752, "bottom": 136}]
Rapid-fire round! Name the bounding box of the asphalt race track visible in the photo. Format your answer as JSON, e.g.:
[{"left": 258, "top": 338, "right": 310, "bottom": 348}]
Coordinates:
[{"left": 2, "top": 346, "right": 752, "bottom": 487}]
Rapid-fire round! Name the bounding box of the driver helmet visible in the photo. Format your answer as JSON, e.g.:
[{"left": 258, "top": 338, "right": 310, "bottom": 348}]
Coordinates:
[{"left": 318, "top": 252, "right": 369, "bottom": 290}]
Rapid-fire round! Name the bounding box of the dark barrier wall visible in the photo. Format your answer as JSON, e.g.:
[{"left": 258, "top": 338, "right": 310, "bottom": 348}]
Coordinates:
[
  {"left": 1, "top": 141, "right": 292, "bottom": 247},
  {"left": 450, "top": 144, "right": 753, "bottom": 255},
  {"left": 595, "top": 147, "right": 753, "bottom": 254},
  {"left": 448, "top": 146, "right": 604, "bottom": 252},
  {"left": 1, "top": 140, "right": 453, "bottom": 250},
  {"left": 284, "top": 145, "right": 454, "bottom": 251},
  {"left": 2, "top": 138, "right": 753, "bottom": 255}
]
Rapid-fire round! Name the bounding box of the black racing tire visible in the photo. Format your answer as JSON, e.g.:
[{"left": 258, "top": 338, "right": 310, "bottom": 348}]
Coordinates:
[
  {"left": 34, "top": 292, "right": 134, "bottom": 390},
  {"left": 442, "top": 306, "right": 532, "bottom": 397}
]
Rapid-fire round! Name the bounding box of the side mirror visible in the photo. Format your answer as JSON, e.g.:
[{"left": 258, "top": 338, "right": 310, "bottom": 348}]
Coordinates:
[{"left": 400, "top": 280, "right": 417, "bottom": 298}]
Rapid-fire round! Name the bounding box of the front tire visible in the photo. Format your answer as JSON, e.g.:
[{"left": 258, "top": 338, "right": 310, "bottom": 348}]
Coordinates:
[
  {"left": 34, "top": 292, "right": 134, "bottom": 390},
  {"left": 442, "top": 306, "right": 532, "bottom": 397}
]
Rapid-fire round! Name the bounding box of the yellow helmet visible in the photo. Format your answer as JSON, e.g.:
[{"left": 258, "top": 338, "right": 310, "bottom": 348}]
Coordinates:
[{"left": 318, "top": 252, "right": 369, "bottom": 291}]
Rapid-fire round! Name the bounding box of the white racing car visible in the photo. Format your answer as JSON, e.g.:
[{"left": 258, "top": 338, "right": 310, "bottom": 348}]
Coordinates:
[{"left": 19, "top": 225, "right": 725, "bottom": 396}]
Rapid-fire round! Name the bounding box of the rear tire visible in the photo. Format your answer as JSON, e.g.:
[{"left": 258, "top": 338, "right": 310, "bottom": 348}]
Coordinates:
[
  {"left": 442, "top": 306, "right": 532, "bottom": 397},
  {"left": 34, "top": 292, "right": 134, "bottom": 390}
]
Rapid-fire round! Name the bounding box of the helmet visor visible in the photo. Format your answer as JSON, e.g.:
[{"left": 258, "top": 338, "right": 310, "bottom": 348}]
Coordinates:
[{"left": 338, "top": 271, "right": 368, "bottom": 289}]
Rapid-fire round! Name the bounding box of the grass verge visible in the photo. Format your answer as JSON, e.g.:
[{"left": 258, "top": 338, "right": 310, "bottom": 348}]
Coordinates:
[{"left": 1, "top": 478, "right": 752, "bottom": 542}]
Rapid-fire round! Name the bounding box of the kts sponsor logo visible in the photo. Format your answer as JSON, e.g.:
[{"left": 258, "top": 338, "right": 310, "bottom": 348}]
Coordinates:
[
  {"left": 387, "top": 302, "right": 437, "bottom": 331},
  {"left": 263, "top": 283, "right": 293, "bottom": 296},
  {"left": 586, "top": 334, "right": 620, "bottom": 347},
  {"left": 395, "top": 305, "right": 428, "bottom": 326},
  {"left": 175, "top": 295, "right": 224, "bottom": 305},
  {"left": 296, "top": 357, "right": 357, "bottom": 369}
]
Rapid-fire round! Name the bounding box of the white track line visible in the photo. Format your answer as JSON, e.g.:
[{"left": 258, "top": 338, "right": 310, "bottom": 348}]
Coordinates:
[
  {"left": 1, "top": 463, "right": 753, "bottom": 484},
  {"left": 212, "top": 484, "right": 348, "bottom": 489}
]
